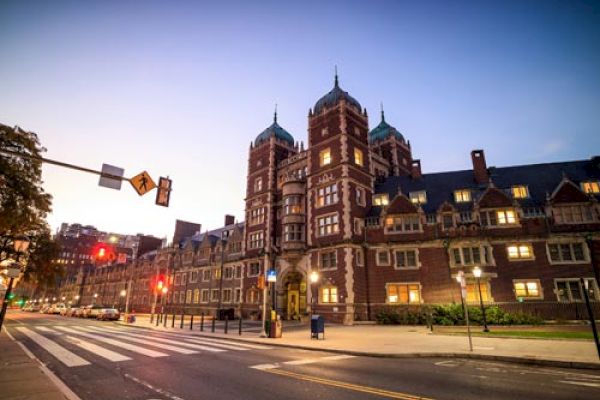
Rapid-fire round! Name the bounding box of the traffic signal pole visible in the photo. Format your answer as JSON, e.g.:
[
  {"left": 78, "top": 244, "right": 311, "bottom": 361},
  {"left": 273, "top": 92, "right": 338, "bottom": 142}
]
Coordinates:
[{"left": 0, "top": 277, "right": 15, "bottom": 332}]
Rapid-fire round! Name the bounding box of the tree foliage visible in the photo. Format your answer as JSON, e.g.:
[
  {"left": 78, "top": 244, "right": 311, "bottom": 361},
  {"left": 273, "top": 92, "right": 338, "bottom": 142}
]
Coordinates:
[{"left": 1, "top": 123, "right": 62, "bottom": 285}]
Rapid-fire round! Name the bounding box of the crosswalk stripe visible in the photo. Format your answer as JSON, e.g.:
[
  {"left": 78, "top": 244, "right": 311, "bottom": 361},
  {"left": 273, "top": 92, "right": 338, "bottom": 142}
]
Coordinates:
[
  {"left": 16, "top": 327, "right": 90, "bottom": 367},
  {"left": 63, "top": 335, "right": 132, "bottom": 362},
  {"left": 35, "top": 326, "right": 60, "bottom": 333},
  {"left": 182, "top": 337, "right": 253, "bottom": 351},
  {"left": 74, "top": 326, "right": 198, "bottom": 355},
  {"left": 54, "top": 326, "right": 168, "bottom": 358},
  {"left": 81, "top": 326, "right": 230, "bottom": 352},
  {"left": 184, "top": 336, "right": 272, "bottom": 350}
]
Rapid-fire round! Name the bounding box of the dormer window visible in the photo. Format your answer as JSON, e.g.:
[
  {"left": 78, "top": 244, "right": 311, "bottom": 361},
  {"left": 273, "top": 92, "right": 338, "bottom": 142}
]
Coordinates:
[
  {"left": 454, "top": 189, "right": 471, "bottom": 203},
  {"left": 320, "top": 148, "right": 332, "bottom": 166},
  {"left": 373, "top": 194, "right": 389, "bottom": 206},
  {"left": 511, "top": 185, "right": 529, "bottom": 199},
  {"left": 582, "top": 181, "right": 600, "bottom": 194},
  {"left": 481, "top": 208, "right": 518, "bottom": 226},
  {"left": 409, "top": 191, "right": 427, "bottom": 204}
]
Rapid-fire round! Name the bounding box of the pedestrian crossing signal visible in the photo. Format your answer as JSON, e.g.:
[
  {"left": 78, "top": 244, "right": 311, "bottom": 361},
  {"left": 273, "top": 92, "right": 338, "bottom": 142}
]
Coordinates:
[{"left": 155, "top": 177, "right": 172, "bottom": 207}]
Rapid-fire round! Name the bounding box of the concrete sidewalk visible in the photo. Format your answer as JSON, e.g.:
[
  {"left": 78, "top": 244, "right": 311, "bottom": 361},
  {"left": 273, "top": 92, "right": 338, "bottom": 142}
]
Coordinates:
[
  {"left": 120, "top": 315, "right": 600, "bottom": 369},
  {"left": 0, "top": 331, "right": 78, "bottom": 400}
]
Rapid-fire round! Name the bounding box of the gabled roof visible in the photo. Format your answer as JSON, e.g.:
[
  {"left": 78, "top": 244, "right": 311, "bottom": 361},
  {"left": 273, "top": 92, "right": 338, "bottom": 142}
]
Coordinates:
[{"left": 372, "top": 158, "right": 600, "bottom": 216}]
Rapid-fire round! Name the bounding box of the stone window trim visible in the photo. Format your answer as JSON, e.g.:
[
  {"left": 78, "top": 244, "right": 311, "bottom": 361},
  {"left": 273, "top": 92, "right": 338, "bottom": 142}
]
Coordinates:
[
  {"left": 189, "top": 271, "right": 199, "bottom": 283},
  {"left": 222, "top": 289, "right": 233, "bottom": 303},
  {"left": 319, "top": 285, "right": 339, "bottom": 304},
  {"left": 319, "top": 250, "right": 338, "bottom": 271},
  {"left": 393, "top": 248, "right": 421, "bottom": 270},
  {"left": 448, "top": 242, "right": 495, "bottom": 268},
  {"left": 384, "top": 214, "right": 422, "bottom": 234},
  {"left": 375, "top": 249, "right": 391, "bottom": 266},
  {"left": 319, "top": 148, "right": 332, "bottom": 167},
  {"left": 546, "top": 240, "right": 590, "bottom": 265},
  {"left": 355, "top": 248, "right": 364, "bottom": 267},
  {"left": 254, "top": 177, "right": 263, "bottom": 193},
  {"left": 211, "top": 289, "right": 219, "bottom": 301},
  {"left": 316, "top": 212, "right": 340, "bottom": 237},
  {"left": 385, "top": 282, "right": 423, "bottom": 304},
  {"left": 201, "top": 268, "right": 211, "bottom": 282},
  {"left": 512, "top": 279, "right": 544, "bottom": 300},
  {"left": 200, "top": 289, "right": 209, "bottom": 303},
  {"left": 247, "top": 261, "right": 261, "bottom": 277},
  {"left": 354, "top": 148, "right": 364, "bottom": 167},
  {"left": 315, "top": 182, "right": 339, "bottom": 208},
  {"left": 552, "top": 204, "right": 596, "bottom": 225},
  {"left": 356, "top": 186, "right": 367, "bottom": 207},
  {"left": 506, "top": 243, "right": 535, "bottom": 261},
  {"left": 554, "top": 278, "right": 599, "bottom": 303},
  {"left": 249, "top": 207, "right": 265, "bottom": 226},
  {"left": 479, "top": 208, "right": 520, "bottom": 228}
]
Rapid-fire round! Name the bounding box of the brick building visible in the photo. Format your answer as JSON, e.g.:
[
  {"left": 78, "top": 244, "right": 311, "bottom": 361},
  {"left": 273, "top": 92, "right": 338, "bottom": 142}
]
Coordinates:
[{"left": 57, "top": 76, "right": 600, "bottom": 323}]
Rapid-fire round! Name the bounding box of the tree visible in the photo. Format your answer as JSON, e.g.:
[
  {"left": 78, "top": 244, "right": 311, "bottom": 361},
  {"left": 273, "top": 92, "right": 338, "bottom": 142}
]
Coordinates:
[{"left": 1, "top": 124, "right": 62, "bottom": 285}]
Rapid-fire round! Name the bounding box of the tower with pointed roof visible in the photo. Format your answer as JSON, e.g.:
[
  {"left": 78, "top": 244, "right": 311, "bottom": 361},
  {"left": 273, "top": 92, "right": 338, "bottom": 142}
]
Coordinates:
[{"left": 368, "top": 106, "right": 414, "bottom": 176}]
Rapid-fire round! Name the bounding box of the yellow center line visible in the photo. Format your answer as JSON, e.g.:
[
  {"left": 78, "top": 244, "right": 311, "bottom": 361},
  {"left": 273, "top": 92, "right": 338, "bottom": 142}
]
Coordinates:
[{"left": 264, "top": 368, "right": 434, "bottom": 400}]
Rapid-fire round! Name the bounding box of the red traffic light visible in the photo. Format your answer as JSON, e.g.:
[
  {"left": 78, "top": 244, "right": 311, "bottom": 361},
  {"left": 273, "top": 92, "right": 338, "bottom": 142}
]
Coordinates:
[{"left": 92, "top": 243, "right": 116, "bottom": 263}]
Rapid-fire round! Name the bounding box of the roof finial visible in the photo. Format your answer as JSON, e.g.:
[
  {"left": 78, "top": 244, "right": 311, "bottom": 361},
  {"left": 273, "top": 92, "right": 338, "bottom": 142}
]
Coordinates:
[
  {"left": 274, "top": 103, "right": 278, "bottom": 123},
  {"left": 334, "top": 65, "right": 339, "bottom": 87},
  {"left": 380, "top": 102, "right": 385, "bottom": 122}
]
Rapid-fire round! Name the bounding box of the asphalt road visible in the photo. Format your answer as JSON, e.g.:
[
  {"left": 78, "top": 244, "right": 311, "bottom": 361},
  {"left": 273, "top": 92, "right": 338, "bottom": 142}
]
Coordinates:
[{"left": 4, "top": 311, "right": 600, "bottom": 400}]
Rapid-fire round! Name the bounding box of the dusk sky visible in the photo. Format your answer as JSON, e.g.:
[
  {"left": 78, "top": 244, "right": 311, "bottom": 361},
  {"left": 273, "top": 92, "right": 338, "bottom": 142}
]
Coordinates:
[{"left": 1, "top": 0, "right": 599, "bottom": 241}]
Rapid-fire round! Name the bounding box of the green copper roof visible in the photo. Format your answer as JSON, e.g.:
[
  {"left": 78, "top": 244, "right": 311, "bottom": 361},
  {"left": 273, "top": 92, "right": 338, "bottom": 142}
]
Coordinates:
[
  {"left": 368, "top": 110, "right": 405, "bottom": 144},
  {"left": 254, "top": 112, "right": 295, "bottom": 146},
  {"left": 313, "top": 75, "right": 362, "bottom": 114}
]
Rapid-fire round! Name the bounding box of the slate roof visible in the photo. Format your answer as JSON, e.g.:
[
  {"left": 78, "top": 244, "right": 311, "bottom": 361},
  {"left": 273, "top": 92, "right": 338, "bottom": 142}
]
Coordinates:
[
  {"left": 372, "top": 158, "right": 600, "bottom": 216},
  {"left": 180, "top": 222, "right": 245, "bottom": 248}
]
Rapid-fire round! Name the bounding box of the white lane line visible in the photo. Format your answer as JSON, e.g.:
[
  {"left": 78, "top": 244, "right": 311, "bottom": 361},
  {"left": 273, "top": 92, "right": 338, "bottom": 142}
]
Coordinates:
[
  {"left": 434, "top": 360, "right": 460, "bottom": 367},
  {"left": 15, "top": 327, "right": 90, "bottom": 367},
  {"left": 283, "top": 355, "right": 355, "bottom": 366},
  {"left": 250, "top": 355, "right": 356, "bottom": 370},
  {"left": 63, "top": 335, "right": 132, "bottom": 362},
  {"left": 81, "top": 326, "right": 228, "bottom": 352},
  {"left": 124, "top": 373, "right": 185, "bottom": 400},
  {"left": 559, "top": 380, "right": 600, "bottom": 388},
  {"left": 74, "top": 326, "right": 198, "bottom": 355},
  {"left": 54, "top": 326, "right": 168, "bottom": 358}
]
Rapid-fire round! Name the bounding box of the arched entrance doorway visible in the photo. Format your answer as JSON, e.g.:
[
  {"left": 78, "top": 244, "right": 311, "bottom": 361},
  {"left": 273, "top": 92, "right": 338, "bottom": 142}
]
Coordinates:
[{"left": 281, "top": 271, "right": 307, "bottom": 320}]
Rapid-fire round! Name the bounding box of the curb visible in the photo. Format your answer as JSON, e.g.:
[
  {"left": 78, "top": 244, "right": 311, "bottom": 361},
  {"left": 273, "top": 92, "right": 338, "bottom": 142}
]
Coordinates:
[{"left": 116, "top": 322, "right": 600, "bottom": 370}]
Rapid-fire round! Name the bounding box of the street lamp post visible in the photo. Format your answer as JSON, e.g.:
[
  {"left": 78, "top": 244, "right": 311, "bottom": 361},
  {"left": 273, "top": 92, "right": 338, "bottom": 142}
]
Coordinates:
[
  {"left": 472, "top": 267, "right": 489, "bottom": 332},
  {"left": 0, "top": 236, "right": 30, "bottom": 332},
  {"left": 309, "top": 270, "right": 319, "bottom": 320},
  {"left": 93, "top": 293, "right": 98, "bottom": 305},
  {"left": 119, "top": 290, "right": 126, "bottom": 312},
  {"left": 456, "top": 271, "right": 473, "bottom": 352}
]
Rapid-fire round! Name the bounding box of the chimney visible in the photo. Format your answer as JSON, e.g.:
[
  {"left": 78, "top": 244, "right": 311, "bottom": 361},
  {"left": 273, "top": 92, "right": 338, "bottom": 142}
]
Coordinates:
[
  {"left": 411, "top": 159, "right": 422, "bottom": 179},
  {"left": 471, "top": 149, "right": 489, "bottom": 184},
  {"left": 224, "top": 214, "right": 235, "bottom": 226}
]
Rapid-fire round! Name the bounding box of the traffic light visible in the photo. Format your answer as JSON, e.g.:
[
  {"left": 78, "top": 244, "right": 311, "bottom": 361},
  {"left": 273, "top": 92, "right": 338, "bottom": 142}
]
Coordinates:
[
  {"left": 155, "top": 177, "right": 172, "bottom": 207},
  {"left": 92, "top": 243, "right": 116, "bottom": 264}
]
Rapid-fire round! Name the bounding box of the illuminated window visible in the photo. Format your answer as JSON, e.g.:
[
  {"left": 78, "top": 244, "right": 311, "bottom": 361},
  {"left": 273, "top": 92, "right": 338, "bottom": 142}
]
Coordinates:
[
  {"left": 454, "top": 189, "right": 471, "bottom": 203},
  {"left": 373, "top": 194, "right": 389, "bottom": 206},
  {"left": 513, "top": 280, "right": 542, "bottom": 299},
  {"left": 320, "top": 251, "right": 337, "bottom": 270},
  {"left": 481, "top": 209, "right": 518, "bottom": 226},
  {"left": 409, "top": 191, "right": 427, "bottom": 204},
  {"left": 319, "top": 148, "right": 332, "bottom": 166},
  {"left": 246, "top": 289, "right": 260, "bottom": 304},
  {"left": 384, "top": 215, "right": 420, "bottom": 233},
  {"left": 547, "top": 242, "right": 587, "bottom": 263},
  {"left": 354, "top": 148, "right": 363, "bottom": 166},
  {"left": 317, "top": 184, "right": 338, "bottom": 207},
  {"left": 254, "top": 177, "right": 263, "bottom": 192},
  {"left": 553, "top": 205, "right": 595, "bottom": 224},
  {"left": 387, "top": 283, "right": 421, "bottom": 304},
  {"left": 511, "top": 185, "right": 529, "bottom": 199},
  {"left": 317, "top": 214, "right": 339, "bottom": 236},
  {"left": 466, "top": 282, "right": 491, "bottom": 303},
  {"left": 320, "top": 286, "right": 338, "bottom": 303},
  {"left": 581, "top": 181, "right": 600, "bottom": 194},
  {"left": 284, "top": 195, "right": 302, "bottom": 214},
  {"left": 506, "top": 244, "right": 534, "bottom": 260},
  {"left": 193, "top": 289, "right": 200, "bottom": 304}
]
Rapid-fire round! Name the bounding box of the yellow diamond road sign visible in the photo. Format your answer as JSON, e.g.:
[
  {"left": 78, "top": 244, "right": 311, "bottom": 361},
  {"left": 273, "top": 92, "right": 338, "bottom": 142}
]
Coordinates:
[{"left": 130, "top": 171, "right": 156, "bottom": 196}]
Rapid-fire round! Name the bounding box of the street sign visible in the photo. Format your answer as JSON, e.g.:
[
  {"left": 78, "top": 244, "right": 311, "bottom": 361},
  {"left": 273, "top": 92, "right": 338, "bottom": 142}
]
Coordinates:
[
  {"left": 117, "top": 253, "right": 127, "bottom": 264},
  {"left": 267, "top": 269, "right": 277, "bottom": 283},
  {"left": 130, "top": 171, "right": 156, "bottom": 196},
  {"left": 99, "top": 163, "right": 125, "bottom": 190},
  {"left": 6, "top": 267, "right": 20, "bottom": 278}
]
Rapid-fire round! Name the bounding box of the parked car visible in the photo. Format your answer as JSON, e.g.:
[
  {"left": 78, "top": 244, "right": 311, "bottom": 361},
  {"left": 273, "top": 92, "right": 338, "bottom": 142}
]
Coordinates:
[
  {"left": 60, "top": 306, "right": 74, "bottom": 316},
  {"left": 39, "top": 304, "right": 52, "bottom": 313},
  {"left": 50, "top": 303, "right": 67, "bottom": 315},
  {"left": 83, "top": 305, "right": 105, "bottom": 319},
  {"left": 30, "top": 304, "right": 42, "bottom": 312},
  {"left": 73, "top": 306, "right": 87, "bottom": 318},
  {"left": 96, "top": 308, "right": 120, "bottom": 321}
]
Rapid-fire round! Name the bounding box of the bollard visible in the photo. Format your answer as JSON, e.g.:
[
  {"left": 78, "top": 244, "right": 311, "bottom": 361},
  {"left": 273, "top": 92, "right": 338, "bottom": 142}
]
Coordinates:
[
  {"left": 224, "top": 315, "right": 229, "bottom": 334},
  {"left": 171, "top": 313, "right": 175, "bottom": 328},
  {"left": 200, "top": 313, "right": 204, "bottom": 332},
  {"left": 211, "top": 316, "right": 216, "bottom": 333},
  {"left": 163, "top": 313, "right": 167, "bottom": 327},
  {"left": 180, "top": 313, "right": 184, "bottom": 329},
  {"left": 238, "top": 317, "right": 242, "bottom": 336},
  {"left": 155, "top": 313, "right": 159, "bottom": 326},
  {"left": 150, "top": 313, "right": 154, "bottom": 324},
  {"left": 190, "top": 314, "right": 194, "bottom": 330}
]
